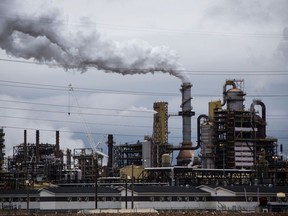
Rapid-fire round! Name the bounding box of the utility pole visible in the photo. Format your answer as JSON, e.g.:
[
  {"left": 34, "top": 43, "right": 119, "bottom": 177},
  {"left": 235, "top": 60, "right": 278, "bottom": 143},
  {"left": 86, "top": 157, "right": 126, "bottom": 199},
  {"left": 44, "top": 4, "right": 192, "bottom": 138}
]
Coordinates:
[
  {"left": 26, "top": 179, "right": 30, "bottom": 214},
  {"left": 125, "top": 174, "right": 128, "bottom": 209},
  {"left": 131, "top": 164, "right": 134, "bottom": 209}
]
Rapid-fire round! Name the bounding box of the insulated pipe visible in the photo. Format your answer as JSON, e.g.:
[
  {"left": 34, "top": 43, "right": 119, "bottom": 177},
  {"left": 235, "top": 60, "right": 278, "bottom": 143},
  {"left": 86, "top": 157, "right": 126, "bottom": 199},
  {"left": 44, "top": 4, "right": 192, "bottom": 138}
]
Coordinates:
[
  {"left": 169, "top": 114, "right": 208, "bottom": 151},
  {"left": 250, "top": 99, "right": 266, "bottom": 122},
  {"left": 221, "top": 80, "right": 236, "bottom": 106},
  {"left": 250, "top": 99, "right": 266, "bottom": 137}
]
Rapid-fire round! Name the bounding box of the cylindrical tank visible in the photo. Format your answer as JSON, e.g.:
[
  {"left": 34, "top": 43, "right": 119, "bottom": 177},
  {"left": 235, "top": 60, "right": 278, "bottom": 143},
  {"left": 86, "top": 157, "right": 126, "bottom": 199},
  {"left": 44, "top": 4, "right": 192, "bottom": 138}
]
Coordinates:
[
  {"left": 200, "top": 122, "right": 215, "bottom": 169},
  {"left": 226, "top": 87, "right": 245, "bottom": 111},
  {"left": 76, "top": 169, "right": 82, "bottom": 182},
  {"left": 162, "top": 154, "right": 171, "bottom": 167}
]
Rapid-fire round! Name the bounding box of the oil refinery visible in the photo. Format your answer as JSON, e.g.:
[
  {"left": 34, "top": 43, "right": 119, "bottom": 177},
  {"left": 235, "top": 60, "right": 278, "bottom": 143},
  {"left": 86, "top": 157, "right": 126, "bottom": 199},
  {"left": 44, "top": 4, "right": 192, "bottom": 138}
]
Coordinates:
[{"left": 0, "top": 79, "right": 287, "bottom": 212}]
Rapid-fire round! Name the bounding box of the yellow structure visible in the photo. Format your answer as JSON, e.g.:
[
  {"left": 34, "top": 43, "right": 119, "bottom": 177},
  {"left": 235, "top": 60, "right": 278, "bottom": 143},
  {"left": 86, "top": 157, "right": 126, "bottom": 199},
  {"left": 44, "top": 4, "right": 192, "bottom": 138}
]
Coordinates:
[
  {"left": 120, "top": 165, "right": 144, "bottom": 180},
  {"left": 208, "top": 100, "right": 221, "bottom": 120},
  {"left": 153, "top": 102, "right": 168, "bottom": 145}
]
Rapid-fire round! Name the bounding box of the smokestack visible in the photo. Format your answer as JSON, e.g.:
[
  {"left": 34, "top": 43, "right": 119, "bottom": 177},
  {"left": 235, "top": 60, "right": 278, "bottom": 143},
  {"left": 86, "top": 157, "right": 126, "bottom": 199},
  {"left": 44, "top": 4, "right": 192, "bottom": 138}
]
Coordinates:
[
  {"left": 55, "top": 130, "right": 60, "bottom": 158},
  {"left": 36, "top": 130, "right": 40, "bottom": 163},
  {"left": 24, "top": 129, "right": 28, "bottom": 162},
  {"left": 107, "top": 134, "right": 114, "bottom": 168},
  {"left": 280, "top": 144, "right": 283, "bottom": 161},
  {"left": 176, "top": 82, "right": 195, "bottom": 165}
]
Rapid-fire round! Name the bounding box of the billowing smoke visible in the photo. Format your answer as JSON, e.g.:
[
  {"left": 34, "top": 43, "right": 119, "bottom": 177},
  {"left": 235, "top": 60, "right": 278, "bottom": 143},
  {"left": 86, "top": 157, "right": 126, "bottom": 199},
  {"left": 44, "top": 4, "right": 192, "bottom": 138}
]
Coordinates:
[{"left": 0, "top": 1, "right": 189, "bottom": 83}]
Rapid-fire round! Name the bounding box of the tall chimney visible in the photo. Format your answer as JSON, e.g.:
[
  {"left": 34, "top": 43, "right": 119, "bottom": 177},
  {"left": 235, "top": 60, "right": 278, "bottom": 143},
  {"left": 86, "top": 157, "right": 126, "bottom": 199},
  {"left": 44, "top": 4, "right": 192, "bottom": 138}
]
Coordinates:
[
  {"left": 107, "top": 134, "right": 114, "bottom": 168},
  {"left": 176, "top": 82, "right": 195, "bottom": 165},
  {"left": 55, "top": 130, "right": 60, "bottom": 158},
  {"left": 24, "top": 130, "right": 28, "bottom": 162},
  {"left": 36, "top": 130, "right": 40, "bottom": 163}
]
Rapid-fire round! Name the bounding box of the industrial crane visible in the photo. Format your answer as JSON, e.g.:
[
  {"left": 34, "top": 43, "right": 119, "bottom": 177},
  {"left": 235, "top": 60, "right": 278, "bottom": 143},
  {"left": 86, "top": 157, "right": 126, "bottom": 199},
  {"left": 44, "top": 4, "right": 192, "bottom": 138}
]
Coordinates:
[{"left": 68, "top": 84, "right": 107, "bottom": 159}]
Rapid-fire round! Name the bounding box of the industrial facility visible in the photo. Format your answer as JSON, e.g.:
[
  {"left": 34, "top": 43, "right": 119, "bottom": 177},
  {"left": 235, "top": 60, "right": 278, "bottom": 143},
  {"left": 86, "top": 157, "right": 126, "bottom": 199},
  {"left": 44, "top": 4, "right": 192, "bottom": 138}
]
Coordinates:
[{"left": 0, "top": 79, "right": 287, "bottom": 212}]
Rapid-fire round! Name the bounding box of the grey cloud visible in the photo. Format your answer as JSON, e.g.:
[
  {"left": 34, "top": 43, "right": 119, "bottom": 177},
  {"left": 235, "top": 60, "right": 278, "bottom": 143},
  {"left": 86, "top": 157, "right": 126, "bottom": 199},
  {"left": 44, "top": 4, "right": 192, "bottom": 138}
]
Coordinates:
[{"left": 207, "top": 0, "right": 288, "bottom": 25}]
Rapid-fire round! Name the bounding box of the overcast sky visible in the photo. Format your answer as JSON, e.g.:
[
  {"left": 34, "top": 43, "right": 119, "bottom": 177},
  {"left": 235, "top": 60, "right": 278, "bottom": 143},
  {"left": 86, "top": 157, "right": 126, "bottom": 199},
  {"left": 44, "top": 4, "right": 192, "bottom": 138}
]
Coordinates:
[{"left": 0, "top": 0, "right": 287, "bottom": 162}]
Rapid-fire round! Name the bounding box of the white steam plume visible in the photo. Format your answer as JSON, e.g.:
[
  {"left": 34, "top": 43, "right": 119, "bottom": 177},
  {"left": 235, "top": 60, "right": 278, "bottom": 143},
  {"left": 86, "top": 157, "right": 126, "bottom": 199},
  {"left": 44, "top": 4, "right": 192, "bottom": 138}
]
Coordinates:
[{"left": 0, "top": 2, "right": 189, "bottom": 83}]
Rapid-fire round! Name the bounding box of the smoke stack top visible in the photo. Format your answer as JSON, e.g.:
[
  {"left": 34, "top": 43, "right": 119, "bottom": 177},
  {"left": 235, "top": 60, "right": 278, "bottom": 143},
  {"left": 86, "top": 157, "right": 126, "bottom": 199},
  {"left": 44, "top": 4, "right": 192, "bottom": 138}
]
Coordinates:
[{"left": 0, "top": 2, "right": 189, "bottom": 83}]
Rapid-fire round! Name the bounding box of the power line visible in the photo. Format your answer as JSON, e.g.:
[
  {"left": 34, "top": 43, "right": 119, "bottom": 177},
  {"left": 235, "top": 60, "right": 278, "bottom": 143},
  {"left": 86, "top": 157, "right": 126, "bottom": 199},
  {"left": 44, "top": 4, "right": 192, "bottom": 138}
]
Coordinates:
[
  {"left": 0, "top": 106, "right": 152, "bottom": 118},
  {"left": 0, "top": 79, "right": 288, "bottom": 98},
  {"left": 0, "top": 114, "right": 153, "bottom": 129},
  {"left": 1, "top": 125, "right": 142, "bottom": 138},
  {"left": 0, "top": 99, "right": 156, "bottom": 114},
  {"left": 0, "top": 103, "right": 287, "bottom": 123},
  {"left": 3, "top": 125, "right": 288, "bottom": 140},
  {"left": 0, "top": 125, "right": 164, "bottom": 139},
  {"left": 0, "top": 79, "right": 178, "bottom": 96},
  {"left": 1, "top": 114, "right": 287, "bottom": 132}
]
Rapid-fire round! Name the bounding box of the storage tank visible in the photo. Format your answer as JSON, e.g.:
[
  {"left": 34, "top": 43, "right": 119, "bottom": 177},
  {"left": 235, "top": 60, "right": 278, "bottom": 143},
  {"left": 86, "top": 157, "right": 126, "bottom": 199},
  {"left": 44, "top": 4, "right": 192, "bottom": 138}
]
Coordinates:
[
  {"left": 221, "top": 80, "right": 245, "bottom": 111},
  {"left": 200, "top": 122, "right": 215, "bottom": 169}
]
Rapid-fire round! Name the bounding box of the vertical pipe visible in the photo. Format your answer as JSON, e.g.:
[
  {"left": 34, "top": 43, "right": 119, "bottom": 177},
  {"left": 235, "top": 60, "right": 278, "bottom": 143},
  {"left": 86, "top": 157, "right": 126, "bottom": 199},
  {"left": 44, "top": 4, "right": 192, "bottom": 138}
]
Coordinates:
[
  {"left": 131, "top": 164, "right": 134, "bottom": 209},
  {"left": 55, "top": 131, "right": 60, "bottom": 158},
  {"left": 280, "top": 144, "right": 283, "bottom": 161},
  {"left": 221, "top": 80, "right": 236, "bottom": 106},
  {"left": 26, "top": 180, "right": 30, "bottom": 214},
  {"left": 36, "top": 130, "right": 40, "bottom": 163},
  {"left": 250, "top": 100, "right": 266, "bottom": 137},
  {"left": 125, "top": 174, "right": 128, "bottom": 209},
  {"left": 24, "top": 130, "right": 27, "bottom": 162},
  {"left": 107, "top": 134, "right": 113, "bottom": 168}
]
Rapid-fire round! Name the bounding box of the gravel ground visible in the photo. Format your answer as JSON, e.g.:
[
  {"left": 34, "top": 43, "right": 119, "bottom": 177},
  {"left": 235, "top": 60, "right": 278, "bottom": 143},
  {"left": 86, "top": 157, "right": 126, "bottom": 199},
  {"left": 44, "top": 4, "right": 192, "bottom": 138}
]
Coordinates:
[{"left": 1, "top": 211, "right": 288, "bottom": 216}]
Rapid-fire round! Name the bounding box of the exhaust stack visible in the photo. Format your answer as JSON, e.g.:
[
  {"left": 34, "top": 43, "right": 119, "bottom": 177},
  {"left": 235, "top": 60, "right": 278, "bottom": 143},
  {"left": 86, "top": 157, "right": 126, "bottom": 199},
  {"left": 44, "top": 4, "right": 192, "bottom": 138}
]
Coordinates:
[{"left": 176, "top": 82, "right": 195, "bottom": 165}]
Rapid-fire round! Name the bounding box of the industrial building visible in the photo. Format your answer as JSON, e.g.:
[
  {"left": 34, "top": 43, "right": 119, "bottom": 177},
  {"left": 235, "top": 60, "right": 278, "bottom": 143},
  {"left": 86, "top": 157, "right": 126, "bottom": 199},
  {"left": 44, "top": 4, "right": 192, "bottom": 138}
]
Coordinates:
[
  {"left": 0, "top": 185, "right": 288, "bottom": 212},
  {"left": 0, "top": 79, "right": 287, "bottom": 212},
  {"left": 143, "top": 79, "right": 286, "bottom": 186}
]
